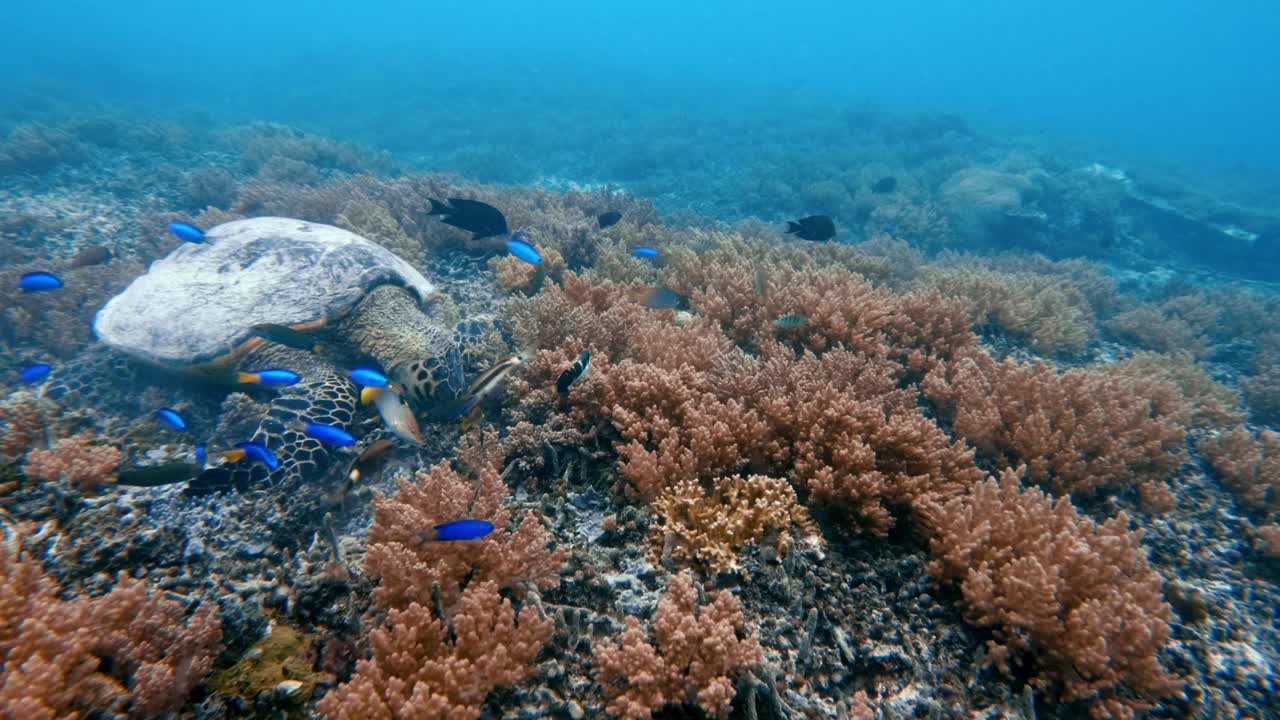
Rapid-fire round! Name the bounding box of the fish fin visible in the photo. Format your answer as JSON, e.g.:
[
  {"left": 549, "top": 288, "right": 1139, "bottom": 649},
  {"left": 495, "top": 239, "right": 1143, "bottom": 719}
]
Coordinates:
[
  {"left": 236, "top": 371, "right": 257, "bottom": 384},
  {"left": 361, "top": 387, "right": 382, "bottom": 405}
]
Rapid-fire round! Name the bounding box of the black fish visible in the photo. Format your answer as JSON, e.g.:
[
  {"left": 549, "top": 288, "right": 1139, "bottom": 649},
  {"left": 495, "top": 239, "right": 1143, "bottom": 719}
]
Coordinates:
[
  {"left": 598, "top": 211, "right": 622, "bottom": 229},
  {"left": 872, "top": 176, "right": 898, "bottom": 194},
  {"left": 427, "top": 198, "right": 509, "bottom": 240},
  {"left": 556, "top": 351, "right": 591, "bottom": 394},
  {"left": 114, "top": 462, "right": 198, "bottom": 487},
  {"left": 785, "top": 215, "right": 836, "bottom": 242}
]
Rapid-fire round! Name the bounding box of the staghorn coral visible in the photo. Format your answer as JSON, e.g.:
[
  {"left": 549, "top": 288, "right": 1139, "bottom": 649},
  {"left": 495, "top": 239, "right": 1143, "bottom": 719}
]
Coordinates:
[
  {"left": 653, "top": 474, "right": 819, "bottom": 572},
  {"left": 924, "top": 470, "right": 1178, "bottom": 719},
  {"left": 923, "top": 349, "right": 1187, "bottom": 498},
  {"left": 1105, "top": 352, "right": 1244, "bottom": 430},
  {"left": 1242, "top": 366, "right": 1280, "bottom": 426},
  {"left": 593, "top": 572, "right": 763, "bottom": 720},
  {"left": 1198, "top": 427, "right": 1280, "bottom": 511},
  {"left": 913, "top": 265, "right": 1094, "bottom": 354},
  {"left": 1104, "top": 295, "right": 1218, "bottom": 358},
  {"left": 363, "top": 432, "right": 566, "bottom": 613},
  {"left": 22, "top": 431, "right": 121, "bottom": 494},
  {"left": 316, "top": 581, "right": 553, "bottom": 720},
  {"left": 0, "top": 546, "right": 221, "bottom": 719}
]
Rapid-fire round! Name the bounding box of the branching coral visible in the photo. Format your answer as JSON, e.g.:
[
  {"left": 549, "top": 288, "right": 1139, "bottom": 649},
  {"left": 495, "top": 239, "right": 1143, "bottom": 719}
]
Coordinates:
[
  {"left": 653, "top": 475, "right": 819, "bottom": 572},
  {"left": 914, "top": 266, "right": 1094, "bottom": 354},
  {"left": 1198, "top": 427, "right": 1279, "bottom": 511},
  {"left": 363, "top": 438, "right": 566, "bottom": 612},
  {"left": 22, "top": 432, "right": 121, "bottom": 494},
  {"left": 315, "top": 582, "right": 553, "bottom": 720},
  {"left": 924, "top": 470, "right": 1178, "bottom": 719},
  {"left": 1242, "top": 367, "right": 1280, "bottom": 426},
  {"left": 594, "top": 572, "right": 763, "bottom": 720},
  {"left": 0, "top": 546, "right": 221, "bottom": 719},
  {"left": 1105, "top": 352, "right": 1244, "bottom": 430},
  {"left": 1104, "top": 295, "right": 1218, "bottom": 358},
  {"left": 923, "top": 349, "right": 1187, "bottom": 498}
]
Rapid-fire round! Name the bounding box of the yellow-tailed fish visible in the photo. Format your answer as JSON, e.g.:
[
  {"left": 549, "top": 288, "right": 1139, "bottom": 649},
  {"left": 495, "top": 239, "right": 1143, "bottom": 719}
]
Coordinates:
[{"left": 373, "top": 385, "right": 422, "bottom": 444}]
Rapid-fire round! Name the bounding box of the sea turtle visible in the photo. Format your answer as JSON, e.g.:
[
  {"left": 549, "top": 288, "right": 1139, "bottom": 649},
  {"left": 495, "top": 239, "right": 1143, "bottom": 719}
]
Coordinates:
[{"left": 92, "top": 216, "right": 482, "bottom": 491}]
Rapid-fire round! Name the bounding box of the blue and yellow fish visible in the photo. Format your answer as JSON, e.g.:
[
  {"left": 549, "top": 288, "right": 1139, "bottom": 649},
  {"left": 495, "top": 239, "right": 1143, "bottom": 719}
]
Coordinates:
[{"left": 238, "top": 368, "right": 301, "bottom": 387}]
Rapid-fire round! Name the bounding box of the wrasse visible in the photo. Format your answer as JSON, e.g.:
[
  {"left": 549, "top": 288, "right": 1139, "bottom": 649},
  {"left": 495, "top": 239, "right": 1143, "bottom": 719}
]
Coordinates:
[
  {"left": 238, "top": 368, "right": 301, "bottom": 387},
  {"left": 773, "top": 313, "right": 809, "bottom": 329},
  {"left": 373, "top": 385, "right": 422, "bottom": 444},
  {"left": 555, "top": 351, "right": 590, "bottom": 394},
  {"left": 251, "top": 323, "right": 322, "bottom": 353},
  {"left": 113, "top": 462, "right": 198, "bottom": 487},
  {"left": 464, "top": 355, "right": 524, "bottom": 404},
  {"left": 347, "top": 438, "right": 393, "bottom": 483}
]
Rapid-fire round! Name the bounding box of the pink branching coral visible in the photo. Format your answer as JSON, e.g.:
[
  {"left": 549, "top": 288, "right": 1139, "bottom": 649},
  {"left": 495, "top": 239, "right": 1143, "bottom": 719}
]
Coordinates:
[
  {"left": 315, "top": 581, "right": 553, "bottom": 720},
  {"left": 922, "top": 349, "right": 1186, "bottom": 497},
  {"left": 321, "top": 432, "right": 565, "bottom": 718},
  {"left": 594, "top": 572, "right": 763, "bottom": 720},
  {"left": 22, "top": 432, "right": 121, "bottom": 494},
  {"left": 1198, "top": 427, "right": 1280, "bottom": 511},
  {"left": 923, "top": 470, "right": 1179, "bottom": 719},
  {"left": 364, "top": 436, "right": 566, "bottom": 612},
  {"left": 0, "top": 547, "right": 221, "bottom": 719}
]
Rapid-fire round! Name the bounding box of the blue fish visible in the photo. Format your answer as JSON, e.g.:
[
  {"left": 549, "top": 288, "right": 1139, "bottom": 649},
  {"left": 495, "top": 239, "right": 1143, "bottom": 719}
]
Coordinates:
[
  {"left": 19, "top": 363, "right": 51, "bottom": 383},
  {"left": 348, "top": 367, "right": 389, "bottom": 388},
  {"left": 304, "top": 422, "right": 356, "bottom": 447},
  {"left": 431, "top": 518, "right": 495, "bottom": 541},
  {"left": 238, "top": 369, "right": 301, "bottom": 387},
  {"left": 154, "top": 407, "right": 187, "bottom": 431},
  {"left": 18, "top": 271, "right": 63, "bottom": 293},
  {"left": 168, "top": 222, "right": 205, "bottom": 243},
  {"left": 631, "top": 246, "right": 660, "bottom": 260},
  {"left": 505, "top": 234, "right": 542, "bottom": 265},
  {"left": 231, "top": 441, "right": 280, "bottom": 471},
  {"left": 195, "top": 445, "right": 207, "bottom": 467}
]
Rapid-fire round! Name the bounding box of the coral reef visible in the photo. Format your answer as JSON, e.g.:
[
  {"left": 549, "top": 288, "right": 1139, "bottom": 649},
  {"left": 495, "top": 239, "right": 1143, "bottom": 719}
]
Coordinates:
[
  {"left": 924, "top": 470, "right": 1179, "bottom": 719},
  {"left": 1198, "top": 427, "right": 1279, "bottom": 511},
  {"left": 22, "top": 431, "right": 121, "bottom": 494},
  {"left": 0, "top": 545, "right": 221, "bottom": 719},
  {"left": 923, "top": 348, "right": 1187, "bottom": 498},
  {"left": 593, "top": 572, "right": 763, "bottom": 720}
]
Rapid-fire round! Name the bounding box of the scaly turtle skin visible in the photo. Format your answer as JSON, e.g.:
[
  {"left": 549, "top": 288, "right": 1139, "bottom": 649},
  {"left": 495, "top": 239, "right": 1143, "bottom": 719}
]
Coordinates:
[{"left": 92, "top": 217, "right": 481, "bottom": 491}]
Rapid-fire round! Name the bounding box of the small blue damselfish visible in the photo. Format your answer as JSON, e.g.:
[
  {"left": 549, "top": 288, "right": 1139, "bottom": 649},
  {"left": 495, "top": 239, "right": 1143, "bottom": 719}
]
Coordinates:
[
  {"left": 195, "top": 445, "right": 207, "bottom": 467},
  {"left": 348, "top": 367, "right": 389, "bottom": 388},
  {"left": 304, "top": 422, "right": 356, "bottom": 447},
  {"left": 431, "top": 518, "right": 495, "bottom": 541},
  {"left": 18, "top": 271, "right": 63, "bottom": 292},
  {"left": 631, "top": 246, "right": 660, "bottom": 259},
  {"left": 19, "top": 363, "right": 51, "bottom": 383},
  {"left": 154, "top": 407, "right": 187, "bottom": 431},
  {"left": 505, "top": 233, "right": 542, "bottom": 265},
  {"left": 168, "top": 221, "right": 205, "bottom": 243}
]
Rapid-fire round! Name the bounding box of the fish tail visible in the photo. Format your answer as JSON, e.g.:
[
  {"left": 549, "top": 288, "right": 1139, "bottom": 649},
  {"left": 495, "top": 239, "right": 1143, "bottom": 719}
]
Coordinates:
[
  {"left": 428, "top": 198, "right": 449, "bottom": 215},
  {"left": 237, "top": 371, "right": 258, "bottom": 384},
  {"left": 221, "top": 449, "right": 246, "bottom": 463},
  {"left": 786, "top": 221, "right": 801, "bottom": 234}
]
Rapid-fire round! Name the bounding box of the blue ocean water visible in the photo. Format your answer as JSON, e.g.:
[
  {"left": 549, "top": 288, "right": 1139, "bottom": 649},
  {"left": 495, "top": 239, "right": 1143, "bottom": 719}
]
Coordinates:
[
  {"left": 4, "top": 1, "right": 1279, "bottom": 198},
  {"left": 3, "top": 3, "right": 1280, "bottom": 719}
]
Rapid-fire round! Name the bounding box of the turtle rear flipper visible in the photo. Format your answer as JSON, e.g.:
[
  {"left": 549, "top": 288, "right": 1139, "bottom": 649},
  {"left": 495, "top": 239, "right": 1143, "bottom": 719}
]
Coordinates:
[{"left": 188, "top": 364, "right": 358, "bottom": 494}]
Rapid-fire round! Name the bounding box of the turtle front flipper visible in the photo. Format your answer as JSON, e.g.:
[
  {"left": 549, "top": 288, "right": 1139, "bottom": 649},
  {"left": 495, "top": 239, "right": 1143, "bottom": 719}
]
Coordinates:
[{"left": 187, "top": 358, "right": 358, "bottom": 494}]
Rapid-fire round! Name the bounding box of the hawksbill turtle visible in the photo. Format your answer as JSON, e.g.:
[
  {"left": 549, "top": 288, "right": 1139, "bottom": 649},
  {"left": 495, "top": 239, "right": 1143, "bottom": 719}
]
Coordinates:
[{"left": 91, "top": 216, "right": 486, "bottom": 491}]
